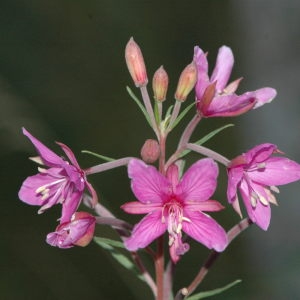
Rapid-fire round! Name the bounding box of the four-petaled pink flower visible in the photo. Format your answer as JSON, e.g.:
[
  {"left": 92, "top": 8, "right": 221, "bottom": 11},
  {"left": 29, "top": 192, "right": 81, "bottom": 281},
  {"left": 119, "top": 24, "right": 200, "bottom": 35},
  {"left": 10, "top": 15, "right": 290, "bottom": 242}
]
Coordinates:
[
  {"left": 193, "top": 46, "right": 277, "bottom": 117},
  {"left": 121, "top": 158, "right": 228, "bottom": 263},
  {"left": 227, "top": 143, "right": 300, "bottom": 230},
  {"left": 46, "top": 212, "right": 96, "bottom": 248},
  {"left": 18, "top": 128, "right": 98, "bottom": 223}
]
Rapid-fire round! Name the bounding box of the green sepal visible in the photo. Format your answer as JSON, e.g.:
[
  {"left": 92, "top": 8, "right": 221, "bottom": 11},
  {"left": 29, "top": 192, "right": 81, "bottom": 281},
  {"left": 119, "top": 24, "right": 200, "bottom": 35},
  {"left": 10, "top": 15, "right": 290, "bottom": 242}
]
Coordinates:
[
  {"left": 179, "top": 123, "right": 234, "bottom": 159},
  {"left": 126, "top": 86, "right": 152, "bottom": 127},
  {"left": 186, "top": 279, "right": 241, "bottom": 300},
  {"left": 81, "top": 150, "right": 115, "bottom": 162},
  {"left": 93, "top": 236, "right": 144, "bottom": 281},
  {"left": 169, "top": 102, "right": 195, "bottom": 131}
]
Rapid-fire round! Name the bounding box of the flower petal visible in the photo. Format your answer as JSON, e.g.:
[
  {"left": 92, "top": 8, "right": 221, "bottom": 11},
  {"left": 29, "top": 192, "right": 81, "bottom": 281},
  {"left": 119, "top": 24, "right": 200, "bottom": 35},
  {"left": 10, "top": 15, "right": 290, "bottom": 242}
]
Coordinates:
[
  {"left": 124, "top": 210, "right": 167, "bottom": 251},
  {"left": 185, "top": 200, "right": 224, "bottom": 212},
  {"left": 227, "top": 166, "right": 244, "bottom": 203},
  {"left": 210, "top": 46, "right": 234, "bottom": 92},
  {"left": 245, "top": 143, "right": 277, "bottom": 164},
  {"left": 182, "top": 210, "right": 228, "bottom": 252},
  {"left": 57, "top": 142, "right": 81, "bottom": 169},
  {"left": 240, "top": 180, "right": 271, "bottom": 230},
  {"left": 121, "top": 201, "right": 162, "bottom": 214},
  {"left": 177, "top": 158, "right": 218, "bottom": 202},
  {"left": 248, "top": 157, "right": 300, "bottom": 186},
  {"left": 205, "top": 93, "right": 255, "bottom": 117},
  {"left": 193, "top": 46, "right": 210, "bottom": 100},
  {"left": 22, "top": 128, "right": 64, "bottom": 167},
  {"left": 253, "top": 87, "right": 277, "bottom": 109},
  {"left": 128, "top": 159, "right": 169, "bottom": 204},
  {"left": 60, "top": 190, "right": 83, "bottom": 223}
]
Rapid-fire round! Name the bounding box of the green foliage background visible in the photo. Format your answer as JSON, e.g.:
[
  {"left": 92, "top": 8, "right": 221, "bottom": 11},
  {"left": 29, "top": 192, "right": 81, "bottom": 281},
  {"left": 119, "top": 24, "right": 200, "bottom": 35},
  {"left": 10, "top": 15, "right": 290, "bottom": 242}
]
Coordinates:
[{"left": 1, "top": 1, "right": 300, "bottom": 299}]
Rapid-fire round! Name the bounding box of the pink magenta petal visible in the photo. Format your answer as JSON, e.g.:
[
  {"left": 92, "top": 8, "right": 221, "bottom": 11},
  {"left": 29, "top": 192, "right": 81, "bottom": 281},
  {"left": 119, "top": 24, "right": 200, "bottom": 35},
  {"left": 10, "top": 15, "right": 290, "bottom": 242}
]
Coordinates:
[
  {"left": 60, "top": 190, "right": 83, "bottom": 223},
  {"left": 22, "top": 128, "right": 64, "bottom": 167},
  {"left": 57, "top": 142, "right": 81, "bottom": 169},
  {"left": 240, "top": 180, "right": 271, "bottom": 230},
  {"left": 128, "top": 159, "right": 169, "bottom": 204},
  {"left": 206, "top": 93, "right": 255, "bottom": 117},
  {"left": 245, "top": 143, "right": 277, "bottom": 164},
  {"left": 248, "top": 157, "right": 300, "bottom": 186},
  {"left": 194, "top": 46, "right": 210, "bottom": 100},
  {"left": 182, "top": 210, "right": 228, "bottom": 252},
  {"left": 253, "top": 87, "right": 277, "bottom": 109},
  {"left": 121, "top": 201, "right": 162, "bottom": 214},
  {"left": 210, "top": 46, "right": 234, "bottom": 92},
  {"left": 185, "top": 200, "right": 224, "bottom": 212},
  {"left": 124, "top": 210, "right": 167, "bottom": 251},
  {"left": 227, "top": 167, "right": 244, "bottom": 203},
  {"left": 177, "top": 158, "right": 218, "bottom": 202}
]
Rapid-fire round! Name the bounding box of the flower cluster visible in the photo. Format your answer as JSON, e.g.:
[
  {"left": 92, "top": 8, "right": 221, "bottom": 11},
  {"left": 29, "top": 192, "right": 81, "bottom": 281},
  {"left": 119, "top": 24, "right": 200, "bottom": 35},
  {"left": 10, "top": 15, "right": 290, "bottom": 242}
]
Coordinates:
[{"left": 18, "top": 38, "right": 300, "bottom": 299}]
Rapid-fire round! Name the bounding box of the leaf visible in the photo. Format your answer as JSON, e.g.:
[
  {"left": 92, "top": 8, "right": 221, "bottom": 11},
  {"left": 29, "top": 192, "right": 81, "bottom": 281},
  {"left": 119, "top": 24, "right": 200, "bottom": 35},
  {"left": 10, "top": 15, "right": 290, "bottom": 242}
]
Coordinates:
[
  {"left": 93, "top": 236, "right": 144, "bottom": 281},
  {"left": 179, "top": 123, "right": 234, "bottom": 159},
  {"left": 186, "top": 279, "right": 242, "bottom": 300},
  {"left": 126, "top": 86, "right": 152, "bottom": 127},
  {"left": 81, "top": 150, "right": 115, "bottom": 162},
  {"left": 169, "top": 102, "right": 195, "bottom": 131}
]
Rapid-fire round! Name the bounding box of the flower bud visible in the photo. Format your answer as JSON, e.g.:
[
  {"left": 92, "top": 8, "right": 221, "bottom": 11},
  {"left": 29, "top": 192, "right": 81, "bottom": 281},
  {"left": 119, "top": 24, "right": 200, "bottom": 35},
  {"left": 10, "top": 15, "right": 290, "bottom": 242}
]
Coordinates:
[
  {"left": 152, "top": 66, "right": 169, "bottom": 102},
  {"left": 174, "top": 62, "right": 197, "bottom": 102},
  {"left": 46, "top": 212, "right": 96, "bottom": 248},
  {"left": 125, "top": 37, "right": 148, "bottom": 87},
  {"left": 140, "top": 139, "right": 160, "bottom": 163}
]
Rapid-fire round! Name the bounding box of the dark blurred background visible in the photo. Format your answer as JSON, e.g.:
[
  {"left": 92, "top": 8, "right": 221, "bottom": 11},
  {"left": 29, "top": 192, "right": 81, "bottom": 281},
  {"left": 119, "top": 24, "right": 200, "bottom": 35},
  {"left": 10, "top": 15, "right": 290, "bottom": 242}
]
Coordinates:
[{"left": 1, "top": 0, "right": 300, "bottom": 299}]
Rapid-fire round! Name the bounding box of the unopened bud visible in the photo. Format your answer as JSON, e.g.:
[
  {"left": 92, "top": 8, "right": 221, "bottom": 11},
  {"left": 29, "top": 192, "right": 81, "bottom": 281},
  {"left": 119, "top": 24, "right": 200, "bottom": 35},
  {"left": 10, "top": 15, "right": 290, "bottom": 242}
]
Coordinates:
[
  {"left": 140, "top": 139, "right": 160, "bottom": 163},
  {"left": 125, "top": 37, "right": 148, "bottom": 87},
  {"left": 152, "top": 66, "right": 169, "bottom": 102},
  {"left": 174, "top": 62, "right": 197, "bottom": 102}
]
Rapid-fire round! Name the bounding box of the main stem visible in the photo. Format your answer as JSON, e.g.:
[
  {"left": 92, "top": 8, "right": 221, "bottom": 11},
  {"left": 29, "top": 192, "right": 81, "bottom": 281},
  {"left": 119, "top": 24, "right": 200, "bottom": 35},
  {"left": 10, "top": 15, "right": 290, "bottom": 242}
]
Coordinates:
[{"left": 156, "top": 134, "right": 167, "bottom": 300}]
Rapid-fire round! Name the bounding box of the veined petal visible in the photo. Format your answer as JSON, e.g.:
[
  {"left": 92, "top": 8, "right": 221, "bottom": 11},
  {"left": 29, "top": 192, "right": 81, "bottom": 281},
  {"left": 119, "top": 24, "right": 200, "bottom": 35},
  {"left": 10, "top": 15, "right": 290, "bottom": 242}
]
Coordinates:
[
  {"left": 206, "top": 93, "right": 255, "bottom": 117},
  {"left": 253, "top": 87, "right": 277, "bottom": 109},
  {"left": 245, "top": 143, "right": 277, "bottom": 164},
  {"left": 185, "top": 200, "right": 224, "bottom": 212},
  {"left": 18, "top": 172, "right": 64, "bottom": 207},
  {"left": 60, "top": 190, "right": 83, "bottom": 223},
  {"left": 177, "top": 158, "right": 218, "bottom": 202},
  {"left": 128, "top": 159, "right": 169, "bottom": 204},
  {"left": 124, "top": 210, "right": 167, "bottom": 251},
  {"left": 57, "top": 142, "right": 81, "bottom": 169},
  {"left": 182, "top": 210, "right": 228, "bottom": 252},
  {"left": 210, "top": 46, "right": 234, "bottom": 92},
  {"left": 22, "top": 128, "right": 64, "bottom": 167},
  {"left": 194, "top": 46, "right": 210, "bottom": 100},
  {"left": 240, "top": 180, "right": 271, "bottom": 230},
  {"left": 248, "top": 157, "right": 300, "bottom": 186},
  {"left": 227, "top": 167, "right": 244, "bottom": 203},
  {"left": 121, "top": 201, "right": 162, "bottom": 214}
]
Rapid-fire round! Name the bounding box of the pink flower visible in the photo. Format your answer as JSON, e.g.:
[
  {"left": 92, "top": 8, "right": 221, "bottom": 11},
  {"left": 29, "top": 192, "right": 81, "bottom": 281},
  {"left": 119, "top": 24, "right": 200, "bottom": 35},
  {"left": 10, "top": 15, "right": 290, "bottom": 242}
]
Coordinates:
[
  {"left": 193, "top": 46, "right": 277, "bottom": 117},
  {"left": 18, "top": 128, "right": 97, "bottom": 223},
  {"left": 227, "top": 143, "right": 300, "bottom": 230},
  {"left": 46, "top": 212, "right": 96, "bottom": 248},
  {"left": 121, "top": 158, "right": 227, "bottom": 263}
]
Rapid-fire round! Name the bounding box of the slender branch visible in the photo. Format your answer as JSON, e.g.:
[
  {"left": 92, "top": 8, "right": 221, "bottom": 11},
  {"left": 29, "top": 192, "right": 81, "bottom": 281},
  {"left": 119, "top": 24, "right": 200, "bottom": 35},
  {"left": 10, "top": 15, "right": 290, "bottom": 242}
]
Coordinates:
[
  {"left": 140, "top": 85, "right": 160, "bottom": 138},
  {"left": 167, "top": 100, "right": 182, "bottom": 132},
  {"left": 174, "top": 218, "right": 253, "bottom": 300},
  {"left": 85, "top": 157, "right": 134, "bottom": 175},
  {"left": 177, "top": 113, "right": 201, "bottom": 149},
  {"left": 186, "top": 143, "right": 230, "bottom": 166}
]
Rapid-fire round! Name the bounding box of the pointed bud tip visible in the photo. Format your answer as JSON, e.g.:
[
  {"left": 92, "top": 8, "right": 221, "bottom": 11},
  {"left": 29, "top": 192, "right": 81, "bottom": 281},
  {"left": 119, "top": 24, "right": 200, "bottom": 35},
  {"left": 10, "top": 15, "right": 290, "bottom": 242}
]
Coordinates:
[{"left": 152, "top": 65, "right": 169, "bottom": 102}]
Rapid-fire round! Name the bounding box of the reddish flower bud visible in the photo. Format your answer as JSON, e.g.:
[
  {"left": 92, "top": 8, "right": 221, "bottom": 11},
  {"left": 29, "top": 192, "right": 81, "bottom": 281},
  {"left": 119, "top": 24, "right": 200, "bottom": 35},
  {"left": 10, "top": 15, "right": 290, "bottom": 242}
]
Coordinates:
[
  {"left": 46, "top": 212, "right": 96, "bottom": 248},
  {"left": 174, "top": 62, "right": 197, "bottom": 102},
  {"left": 125, "top": 37, "right": 148, "bottom": 87},
  {"left": 152, "top": 66, "right": 169, "bottom": 102},
  {"left": 140, "top": 139, "right": 160, "bottom": 163}
]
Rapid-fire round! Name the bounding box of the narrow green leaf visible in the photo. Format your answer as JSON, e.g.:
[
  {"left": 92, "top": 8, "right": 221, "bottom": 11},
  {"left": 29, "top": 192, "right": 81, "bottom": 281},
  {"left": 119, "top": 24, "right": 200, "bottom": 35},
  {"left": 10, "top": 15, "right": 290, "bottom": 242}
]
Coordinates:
[
  {"left": 186, "top": 279, "right": 242, "bottom": 300},
  {"left": 126, "top": 86, "right": 152, "bottom": 127},
  {"left": 81, "top": 150, "right": 115, "bottom": 162},
  {"left": 164, "top": 104, "right": 174, "bottom": 121},
  {"left": 169, "top": 102, "right": 195, "bottom": 131},
  {"left": 179, "top": 123, "right": 234, "bottom": 159},
  {"left": 94, "top": 237, "right": 125, "bottom": 249},
  {"left": 93, "top": 237, "right": 144, "bottom": 281}
]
